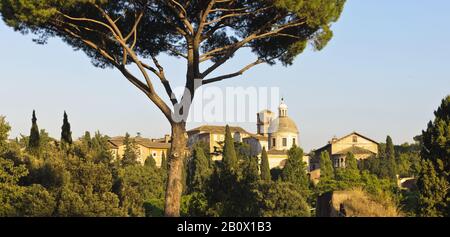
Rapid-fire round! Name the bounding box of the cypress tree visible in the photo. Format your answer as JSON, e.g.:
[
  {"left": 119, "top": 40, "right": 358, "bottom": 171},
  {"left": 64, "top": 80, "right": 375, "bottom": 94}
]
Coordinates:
[
  {"left": 238, "top": 155, "right": 260, "bottom": 216},
  {"left": 417, "top": 95, "right": 450, "bottom": 216},
  {"left": 145, "top": 155, "right": 156, "bottom": 168},
  {"left": 222, "top": 125, "right": 238, "bottom": 172},
  {"left": 190, "top": 146, "right": 211, "bottom": 192},
  {"left": 28, "top": 110, "right": 40, "bottom": 151},
  {"left": 376, "top": 143, "right": 386, "bottom": 178},
  {"left": 345, "top": 152, "right": 358, "bottom": 170},
  {"left": 61, "top": 111, "right": 73, "bottom": 144},
  {"left": 316, "top": 151, "right": 337, "bottom": 195},
  {"left": 205, "top": 126, "right": 241, "bottom": 216},
  {"left": 386, "top": 136, "right": 395, "bottom": 160},
  {"left": 161, "top": 151, "right": 167, "bottom": 170},
  {"left": 281, "top": 145, "right": 309, "bottom": 192},
  {"left": 319, "top": 151, "right": 334, "bottom": 179},
  {"left": 81, "top": 131, "right": 92, "bottom": 150},
  {"left": 260, "top": 147, "right": 271, "bottom": 181},
  {"left": 417, "top": 159, "right": 448, "bottom": 217},
  {"left": 421, "top": 96, "right": 450, "bottom": 173},
  {"left": 241, "top": 155, "right": 260, "bottom": 184},
  {"left": 0, "top": 116, "right": 11, "bottom": 155},
  {"left": 385, "top": 136, "right": 397, "bottom": 179},
  {"left": 121, "top": 133, "right": 138, "bottom": 166}
]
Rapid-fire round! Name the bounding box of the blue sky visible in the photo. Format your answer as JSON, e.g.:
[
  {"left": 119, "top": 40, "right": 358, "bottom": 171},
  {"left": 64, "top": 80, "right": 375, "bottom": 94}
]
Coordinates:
[{"left": 0, "top": 0, "right": 449, "bottom": 151}]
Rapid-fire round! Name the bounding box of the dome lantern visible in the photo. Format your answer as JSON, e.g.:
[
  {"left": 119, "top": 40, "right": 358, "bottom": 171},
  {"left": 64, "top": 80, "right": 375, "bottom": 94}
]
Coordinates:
[{"left": 279, "top": 98, "right": 288, "bottom": 117}]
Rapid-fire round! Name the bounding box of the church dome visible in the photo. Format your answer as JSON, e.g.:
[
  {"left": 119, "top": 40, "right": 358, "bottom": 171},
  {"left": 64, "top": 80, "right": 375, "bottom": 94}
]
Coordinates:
[
  {"left": 268, "top": 116, "right": 299, "bottom": 134},
  {"left": 268, "top": 98, "right": 298, "bottom": 134},
  {"left": 266, "top": 99, "right": 299, "bottom": 150}
]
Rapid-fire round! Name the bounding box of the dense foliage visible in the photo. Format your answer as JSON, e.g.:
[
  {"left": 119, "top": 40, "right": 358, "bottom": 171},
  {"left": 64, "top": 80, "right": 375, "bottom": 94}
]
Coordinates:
[
  {"left": 0, "top": 96, "right": 448, "bottom": 217},
  {"left": 185, "top": 128, "right": 312, "bottom": 217},
  {"left": 0, "top": 113, "right": 314, "bottom": 217},
  {"left": 0, "top": 113, "right": 166, "bottom": 217},
  {"left": 0, "top": 0, "right": 347, "bottom": 216},
  {"left": 417, "top": 96, "right": 449, "bottom": 217}
]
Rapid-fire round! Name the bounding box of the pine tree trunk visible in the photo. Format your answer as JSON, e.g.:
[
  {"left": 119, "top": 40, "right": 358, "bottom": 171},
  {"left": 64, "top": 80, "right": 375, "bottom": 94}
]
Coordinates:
[{"left": 164, "top": 122, "right": 187, "bottom": 217}]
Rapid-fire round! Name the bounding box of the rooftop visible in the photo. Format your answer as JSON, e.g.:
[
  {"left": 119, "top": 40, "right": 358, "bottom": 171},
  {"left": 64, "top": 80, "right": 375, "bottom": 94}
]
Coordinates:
[
  {"left": 315, "top": 131, "right": 379, "bottom": 152},
  {"left": 187, "top": 125, "right": 253, "bottom": 135},
  {"left": 334, "top": 146, "right": 377, "bottom": 155},
  {"left": 108, "top": 136, "right": 171, "bottom": 149},
  {"left": 268, "top": 116, "right": 299, "bottom": 134}
]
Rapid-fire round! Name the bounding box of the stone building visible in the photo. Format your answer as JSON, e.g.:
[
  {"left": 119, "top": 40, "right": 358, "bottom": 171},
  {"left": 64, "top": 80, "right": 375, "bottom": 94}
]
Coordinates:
[
  {"left": 187, "top": 99, "right": 306, "bottom": 169},
  {"left": 108, "top": 135, "right": 171, "bottom": 167},
  {"left": 310, "top": 132, "right": 378, "bottom": 170},
  {"left": 187, "top": 125, "right": 254, "bottom": 161},
  {"left": 268, "top": 100, "right": 299, "bottom": 149}
]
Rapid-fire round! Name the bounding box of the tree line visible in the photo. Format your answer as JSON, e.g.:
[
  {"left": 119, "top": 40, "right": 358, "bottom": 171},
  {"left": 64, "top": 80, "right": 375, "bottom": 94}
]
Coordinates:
[
  {"left": 0, "top": 95, "right": 448, "bottom": 216},
  {"left": 0, "top": 111, "right": 166, "bottom": 216},
  {"left": 0, "top": 0, "right": 347, "bottom": 216},
  {"left": 0, "top": 110, "right": 312, "bottom": 216}
]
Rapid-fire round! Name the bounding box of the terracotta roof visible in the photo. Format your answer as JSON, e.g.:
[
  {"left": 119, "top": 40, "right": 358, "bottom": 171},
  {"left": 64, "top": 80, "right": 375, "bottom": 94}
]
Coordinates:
[
  {"left": 314, "top": 132, "right": 378, "bottom": 152},
  {"left": 108, "top": 136, "right": 171, "bottom": 149},
  {"left": 187, "top": 125, "right": 253, "bottom": 135},
  {"left": 334, "top": 132, "right": 379, "bottom": 145},
  {"left": 334, "top": 146, "right": 376, "bottom": 155},
  {"left": 243, "top": 134, "right": 269, "bottom": 141},
  {"left": 151, "top": 137, "right": 168, "bottom": 143},
  {"left": 267, "top": 149, "right": 288, "bottom": 155}
]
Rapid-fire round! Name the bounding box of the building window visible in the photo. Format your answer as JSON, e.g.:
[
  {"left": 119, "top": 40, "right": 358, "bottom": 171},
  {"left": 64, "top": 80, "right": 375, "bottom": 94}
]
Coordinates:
[
  {"left": 293, "top": 138, "right": 296, "bottom": 146},
  {"left": 282, "top": 138, "right": 287, "bottom": 147},
  {"left": 272, "top": 138, "right": 276, "bottom": 147},
  {"left": 353, "top": 136, "right": 358, "bottom": 143},
  {"left": 234, "top": 132, "right": 241, "bottom": 142}
]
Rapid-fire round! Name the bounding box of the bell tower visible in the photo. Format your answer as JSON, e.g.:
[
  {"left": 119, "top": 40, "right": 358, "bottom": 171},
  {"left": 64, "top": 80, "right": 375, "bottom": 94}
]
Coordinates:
[{"left": 257, "top": 110, "right": 273, "bottom": 136}]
